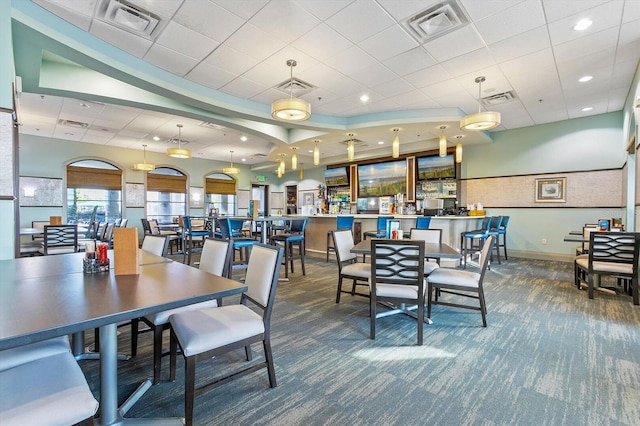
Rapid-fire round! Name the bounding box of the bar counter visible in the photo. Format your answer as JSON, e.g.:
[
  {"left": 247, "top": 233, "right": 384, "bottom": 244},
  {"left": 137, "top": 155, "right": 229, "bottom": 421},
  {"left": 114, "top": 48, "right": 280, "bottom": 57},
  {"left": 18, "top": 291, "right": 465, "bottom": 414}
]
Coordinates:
[{"left": 296, "top": 214, "right": 484, "bottom": 254}]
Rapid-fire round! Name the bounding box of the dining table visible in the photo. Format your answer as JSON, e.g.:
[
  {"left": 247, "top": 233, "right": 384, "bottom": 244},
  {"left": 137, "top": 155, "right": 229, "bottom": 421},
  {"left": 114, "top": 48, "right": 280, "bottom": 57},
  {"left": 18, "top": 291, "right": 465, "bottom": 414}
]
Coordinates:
[
  {"left": 0, "top": 250, "right": 247, "bottom": 425},
  {"left": 350, "top": 238, "right": 461, "bottom": 260},
  {"left": 350, "top": 238, "right": 461, "bottom": 324}
]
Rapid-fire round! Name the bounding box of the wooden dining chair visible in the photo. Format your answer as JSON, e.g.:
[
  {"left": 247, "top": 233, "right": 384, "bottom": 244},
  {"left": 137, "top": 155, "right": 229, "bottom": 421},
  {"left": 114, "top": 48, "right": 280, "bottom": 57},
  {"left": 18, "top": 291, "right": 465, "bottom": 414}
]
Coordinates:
[
  {"left": 370, "top": 239, "right": 426, "bottom": 345},
  {"left": 169, "top": 243, "right": 284, "bottom": 426},
  {"left": 427, "top": 235, "right": 493, "bottom": 327},
  {"left": 332, "top": 229, "right": 370, "bottom": 303}
]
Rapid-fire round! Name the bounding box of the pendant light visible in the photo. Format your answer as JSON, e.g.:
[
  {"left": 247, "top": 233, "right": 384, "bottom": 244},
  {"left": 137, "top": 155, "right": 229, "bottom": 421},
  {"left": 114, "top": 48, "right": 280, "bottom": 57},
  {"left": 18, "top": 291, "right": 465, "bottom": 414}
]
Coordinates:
[
  {"left": 455, "top": 136, "right": 463, "bottom": 163},
  {"left": 460, "top": 76, "right": 501, "bottom": 131},
  {"left": 291, "top": 147, "right": 298, "bottom": 170},
  {"left": 392, "top": 128, "right": 400, "bottom": 158},
  {"left": 271, "top": 59, "right": 311, "bottom": 122},
  {"left": 438, "top": 126, "right": 447, "bottom": 157},
  {"left": 347, "top": 133, "right": 355, "bottom": 162},
  {"left": 313, "top": 140, "right": 320, "bottom": 165},
  {"left": 132, "top": 144, "right": 155, "bottom": 171},
  {"left": 278, "top": 154, "right": 286, "bottom": 175},
  {"left": 223, "top": 150, "right": 240, "bottom": 174},
  {"left": 299, "top": 163, "right": 304, "bottom": 180},
  {"left": 167, "top": 124, "right": 191, "bottom": 158}
]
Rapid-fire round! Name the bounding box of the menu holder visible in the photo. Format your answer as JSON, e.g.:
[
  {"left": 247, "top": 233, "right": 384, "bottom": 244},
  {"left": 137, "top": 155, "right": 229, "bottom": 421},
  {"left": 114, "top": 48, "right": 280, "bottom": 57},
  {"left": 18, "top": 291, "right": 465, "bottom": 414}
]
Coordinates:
[
  {"left": 113, "top": 227, "right": 140, "bottom": 275},
  {"left": 385, "top": 220, "right": 401, "bottom": 239},
  {"left": 49, "top": 215, "right": 62, "bottom": 225}
]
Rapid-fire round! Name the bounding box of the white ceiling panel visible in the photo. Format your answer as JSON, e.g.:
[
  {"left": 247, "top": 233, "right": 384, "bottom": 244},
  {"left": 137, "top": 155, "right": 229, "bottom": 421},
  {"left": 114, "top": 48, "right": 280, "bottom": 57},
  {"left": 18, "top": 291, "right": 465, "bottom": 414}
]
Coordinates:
[{"left": 15, "top": 0, "right": 640, "bottom": 167}]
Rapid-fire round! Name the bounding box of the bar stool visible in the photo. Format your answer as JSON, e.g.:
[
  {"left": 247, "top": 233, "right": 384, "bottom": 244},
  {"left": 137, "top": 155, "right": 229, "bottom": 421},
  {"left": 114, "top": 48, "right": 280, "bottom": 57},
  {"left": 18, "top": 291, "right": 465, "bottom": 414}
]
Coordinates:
[
  {"left": 218, "top": 218, "right": 257, "bottom": 271},
  {"left": 326, "top": 215, "right": 354, "bottom": 262},
  {"left": 271, "top": 218, "right": 307, "bottom": 278},
  {"left": 416, "top": 216, "right": 431, "bottom": 229},
  {"left": 363, "top": 216, "right": 394, "bottom": 239},
  {"left": 181, "top": 216, "right": 212, "bottom": 265},
  {"left": 460, "top": 217, "right": 499, "bottom": 268}
]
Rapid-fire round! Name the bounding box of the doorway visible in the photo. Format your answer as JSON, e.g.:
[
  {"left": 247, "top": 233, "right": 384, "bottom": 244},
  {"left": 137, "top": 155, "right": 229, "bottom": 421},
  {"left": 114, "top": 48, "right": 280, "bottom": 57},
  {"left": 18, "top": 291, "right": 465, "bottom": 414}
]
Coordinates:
[
  {"left": 251, "top": 184, "right": 269, "bottom": 216},
  {"left": 286, "top": 185, "right": 297, "bottom": 214}
]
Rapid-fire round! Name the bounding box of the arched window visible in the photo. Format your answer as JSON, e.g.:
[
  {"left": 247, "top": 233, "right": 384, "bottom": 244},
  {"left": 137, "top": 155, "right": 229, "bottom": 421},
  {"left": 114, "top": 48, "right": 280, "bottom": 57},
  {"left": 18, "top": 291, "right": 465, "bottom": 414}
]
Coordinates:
[
  {"left": 146, "top": 167, "right": 187, "bottom": 222},
  {"left": 66, "top": 159, "right": 122, "bottom": 224},
  {"left": 206, "top": 173, "right": 236, "bottom": 216}
]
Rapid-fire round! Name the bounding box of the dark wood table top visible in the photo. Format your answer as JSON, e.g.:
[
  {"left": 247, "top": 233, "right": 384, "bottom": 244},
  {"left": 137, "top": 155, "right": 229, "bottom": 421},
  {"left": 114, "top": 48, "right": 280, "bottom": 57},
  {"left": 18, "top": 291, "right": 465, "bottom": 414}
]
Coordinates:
[
  {"left": 351, "top": 239, "right": 460, "bottom": 259},
  {"left": 0, "top": 253, "right": 246, "bottom": 351}
]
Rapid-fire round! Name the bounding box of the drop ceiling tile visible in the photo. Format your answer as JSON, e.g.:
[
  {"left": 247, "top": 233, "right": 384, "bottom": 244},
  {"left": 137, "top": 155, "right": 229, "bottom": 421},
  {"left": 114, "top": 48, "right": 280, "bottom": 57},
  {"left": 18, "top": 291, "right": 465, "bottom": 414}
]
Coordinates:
[
  {"left": 440, "top": 47, "right": 496, "bottom": 78},
  {"left": 487, "top": 26, "right": 551, "bottom": 63},
  {"left": 547, "top": 1, "right": 624, "bottom": 46},
  {"left": 530, "top": 107, "right": 569, "bottom": 125},
  {"left": 249, "top": 0, "right": 321, "bottom": 44},
  {"left": 222, "top": 75, "right": 270, "bottom": 100},
  {"left": 423, "top": 25, "right": 485, "bottom": 62},
  {"left": 371, "top": 78, "right": 415, "bottom": 99},
  {"left": 243, "top": 47, "right": 319, "bottom": 88},
  {"left": 499, "top": 49, "right": 557, "bottom": 87},
  {"left": 611, "top": 59, "right": 640, "bottom": 89},
  {"left": 144, "top": 44, "right": 199, "bottom": 76},
  {"left": 324, "top": 45, "right": 377, "bottom": 76},
  {"left": 623, "top": 1, "right": 640, "bottom": 23},
  {"left": 296, "top": 62, "right": 349, "bottom": 89},
  {"left": 474, "top": 0, "right": 545, "bottom": 45},
  {"left": 201, "top": 45, "right": 262, "bottom": 77},
  {"left": 617, "top": 19, "right": 640, "bottom": 62},
  {"left": 358, "top": 24, "right": 419, "bottom": 62},
  {"left": 34, "top": 0, "right": 94, "bottom": 31},
  {"left": 290, "top": 0, "right": 353, "bottom": 20},
  {"left": 348, "top": 63, "right": 399, "bottom": 88},
  {"left": 155, "top": 21, "right": 220, "bottom": 62},
  {"left": 223, "top": 22, "right": 286, "bottom": 62},
  {"left": 326, "top": 0, "right": 396, "bottom": 44},
  {"left": 174, "top": 0, "right": 245, "bottom": 42},
  {"left": 291, "top": 23, "right": 353, "bottom": 62},
  {"left": 422, "top": 79, "right": 466, "bottom": 99},
  {"left": 541, "top": 0, "right": 610, "bottom": 23},
  {"left": 553, "top": 27, "right": 618, "bottom": 65},
  {"left": 211, "top": 0, "right": 268, "bottom": 20},
  {"left": 89, "top": 20, "right": 152, "bottom": 58},
  {"left": 382, "top": 47, "right": 436, "bottom": 77},
  {"left": 459, "top": 0, "right": 526, "bottom": 21},
  {"left": 404, "top": 65, "right": 453, "bottom": 89},
  {"left": 186, "top": 62, "right": 237, "bottom": 90}
]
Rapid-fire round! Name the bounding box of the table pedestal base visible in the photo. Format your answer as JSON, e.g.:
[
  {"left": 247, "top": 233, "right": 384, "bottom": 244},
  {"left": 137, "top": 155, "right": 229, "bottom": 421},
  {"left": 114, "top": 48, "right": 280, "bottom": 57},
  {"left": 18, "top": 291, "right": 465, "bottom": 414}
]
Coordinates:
[{"left": 376, "top": 302, "right": 433, "bottom": 324}]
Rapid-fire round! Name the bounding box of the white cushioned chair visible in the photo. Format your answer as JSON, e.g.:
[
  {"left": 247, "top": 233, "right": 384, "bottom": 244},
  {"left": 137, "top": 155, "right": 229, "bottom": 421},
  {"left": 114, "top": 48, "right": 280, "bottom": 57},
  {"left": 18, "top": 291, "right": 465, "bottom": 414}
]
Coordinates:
[
  {"left": 131, "top": 238, "right": 233, "bottom": 383},
  {"left": 409, "top": 228, "right": 443, "bottom": 275},
  {"left": 332, "top": 229, "right": 370, "bottom": 303},
  {"left": 427, "top": 235, "right": 493, "bottom": 327},
  {"left": 370, "top": 239, "right": 426, "bottom": 345},
  {"left": 169, "top": 243, "right": 284, "bottom": 426},
  {"left": 0, "top": 336, "right": 98, "bottom": 425}
]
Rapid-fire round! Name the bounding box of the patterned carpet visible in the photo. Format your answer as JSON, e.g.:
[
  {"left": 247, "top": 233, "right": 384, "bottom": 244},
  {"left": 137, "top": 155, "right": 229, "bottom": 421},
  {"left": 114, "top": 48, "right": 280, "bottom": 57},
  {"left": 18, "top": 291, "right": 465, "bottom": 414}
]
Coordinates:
[{"left": 79, "top": 255, "right": 640, "bottom": 425}]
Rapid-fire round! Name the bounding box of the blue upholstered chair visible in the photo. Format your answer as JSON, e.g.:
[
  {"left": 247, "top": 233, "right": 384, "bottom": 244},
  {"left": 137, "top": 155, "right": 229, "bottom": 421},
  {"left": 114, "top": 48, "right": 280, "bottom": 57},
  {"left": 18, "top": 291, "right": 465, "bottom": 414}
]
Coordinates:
[
  {"left": 494, "top": 215, "right": 510, "bottom": 260},
  {"left": 460, "top": 217, "right": 501, "bottom": 268},
  {"left": 326, "top": 215, "right": 355, "bottom": 262},
  {"left": 181, "top": 216, "right": 212, "bottom": 265},
  {"left": 363, "top": 216, "right": 394, "bottom": 239},
  {"left": 218, "top": 217, "right": 257, "bottom": 271},
  {"left": 415, "top": 216, "right": 431, "bottom": 229},
  {"left": 271, "top": 218, "right": 307, "bottom": 279}
]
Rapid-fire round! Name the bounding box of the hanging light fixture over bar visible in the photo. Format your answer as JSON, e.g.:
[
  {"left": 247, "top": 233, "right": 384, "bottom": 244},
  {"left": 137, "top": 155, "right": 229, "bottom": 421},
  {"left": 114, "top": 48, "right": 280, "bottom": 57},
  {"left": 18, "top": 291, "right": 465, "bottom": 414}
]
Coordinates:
[
  {"left": 167, "top": 124, "right": 191, "bottom": 158},
  {"left": 455, "top": 136, "right": 463, "bottom": 163},
  {"left": 271, "top": 60, "right": 311, "bottom": 122},
  {"left": 460, "top": 76, "right": 501, "bottom": 131},
  {"left": 347, "top": 133, "right": 355, "bottom": 162},
  {"left": 278, "top": 154, "right": 286, "bottom": 175},
  {"left": 299, "top": 163, "right": 304, "bottom": 180},
  {"left": 291, "top": 147, "right": 298, "bottom": 170},
  {"left": 438, "top": 126, "right": 447, "bottom": 157},
  {"left": 313, "top": 140, "right": 320, "bottom": 165},
  {"left": 223, "top": 150, "right": 240, "bottom": 174},
  {"left": 132, "top": 144, "right": 155, "bottom": 171},
  {"left": 392, "top": 128, "right": 400, "bottom": 158}
]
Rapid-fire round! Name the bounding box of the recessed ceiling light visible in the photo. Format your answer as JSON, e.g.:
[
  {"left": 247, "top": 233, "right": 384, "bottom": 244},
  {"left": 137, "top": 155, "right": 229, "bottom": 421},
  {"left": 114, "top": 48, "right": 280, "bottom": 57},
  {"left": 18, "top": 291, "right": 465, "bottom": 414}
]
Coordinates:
[
  {"left": 378, "top": 141, "right": 384, "bottom": 145},
  {"left": 578, "top": 75, "right": 593, "bottom": 83},
  {"left": 153, "top": 136, "right": 160, "bottom": 141},
  {"left": 240, "top": 136, "right": 247, "bottom": 142},
  {"left": 581, "top": 106, "right": 593, "bottom": 112},
  {"left": 242, "top": 158, "right": 246, "bottom": 162},
  {"left": 308, "top": 149, "right": 313, "bottom": 153},
  {"left": 573, "top": 19, "right": 592, "bottom": 31},
  {"left": 360, "top": 94, "right": 369, "bottom": 103}
]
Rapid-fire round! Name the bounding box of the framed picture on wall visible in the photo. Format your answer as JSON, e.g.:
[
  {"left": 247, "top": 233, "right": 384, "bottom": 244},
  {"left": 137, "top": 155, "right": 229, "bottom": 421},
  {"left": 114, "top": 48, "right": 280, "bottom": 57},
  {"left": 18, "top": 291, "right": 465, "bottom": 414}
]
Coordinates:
[
  {"left": 535, "top": 177, "right": 566, "bottom": 203},
  {"left": 302, "top": 192, "right": 314, "bottom": 206}
]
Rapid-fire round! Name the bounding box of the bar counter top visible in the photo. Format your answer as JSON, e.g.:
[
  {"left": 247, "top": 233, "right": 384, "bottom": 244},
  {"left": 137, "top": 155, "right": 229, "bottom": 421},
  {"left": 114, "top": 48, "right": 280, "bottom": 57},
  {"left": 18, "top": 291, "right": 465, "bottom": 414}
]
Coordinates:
[{"left": 288, "top": 214, "right": 484, "bottom": 220}]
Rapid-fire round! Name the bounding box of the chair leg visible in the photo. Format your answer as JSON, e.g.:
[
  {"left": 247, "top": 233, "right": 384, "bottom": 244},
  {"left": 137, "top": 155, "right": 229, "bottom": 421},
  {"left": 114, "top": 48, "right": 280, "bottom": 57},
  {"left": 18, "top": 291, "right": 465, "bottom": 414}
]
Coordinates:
[
  {"left": 130, "top": 318, "right": 139, "bottom": 357},
  {"left": 427, "top": 283, "right": 433, "bottom": 320},
  {"left": 299, "top": 241, "right": 306, "bottom": 276},
  {"left": 184, "top": 356, "right": 196, "bottom": 426},
  {"left": 245, "top": 344, "right": 253, "bottom": 361},
  {"left": 478, "top": 288, "right": 487, "bottom": 327},
  {"left": 369, "top": 296, "right": 376, "bottom": 339},
  {"left": 336, "top": 276, "right": 344, "bottom": 303},
  {"left": 169, "top": 331, "right": 177, "bottom": 382},
  {"left": 153, "top": 325, "right": 164, "bottom": 384},
  {"left": 326, "top": 232, "right": 331, "bottom": 262},
  {"left": 263, "top": 339, "right": 277, "bottom": 388}
]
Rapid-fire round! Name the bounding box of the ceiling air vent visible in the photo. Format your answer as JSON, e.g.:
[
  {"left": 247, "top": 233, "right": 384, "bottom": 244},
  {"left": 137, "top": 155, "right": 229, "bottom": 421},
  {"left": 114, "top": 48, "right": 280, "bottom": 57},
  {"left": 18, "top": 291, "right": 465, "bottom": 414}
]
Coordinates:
[
  {"left": 167, "top": 137, "right": 190, "bottom": 145},
  {"left": 198, "top": 121, "right": 227, "bottom": 130},
  {"left": 338, "top": 138, "right": 368, "bottom": 147},
  {"left": 402, "top": 0, "right": 469, "bottom": 44},
  {"left": 58, "top": 119, "right": 88, "bottom": 129},
  {"left": 275, "top": 78, "right": 316, "bottom": 97},
  {"left": 482, "top": 91, "right": 518, "bottom": 107},
  {"left": 98, "top": 0, "right": 160, "bottom": 38}
]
